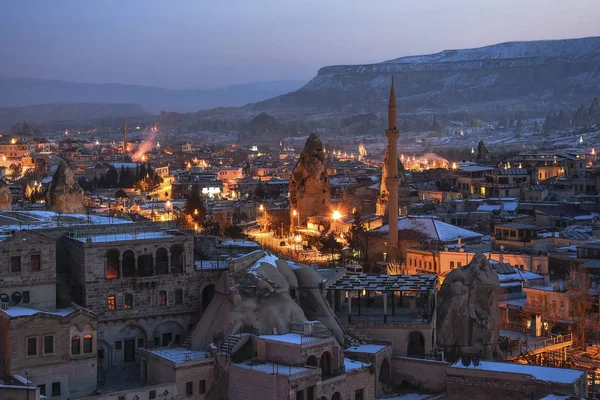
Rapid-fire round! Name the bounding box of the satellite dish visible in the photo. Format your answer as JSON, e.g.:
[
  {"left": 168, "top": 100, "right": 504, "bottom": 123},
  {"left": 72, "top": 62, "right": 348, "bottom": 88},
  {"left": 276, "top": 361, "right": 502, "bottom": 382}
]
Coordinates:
[
  {"left": 0, "top": 293, "right": 9, "bottom": 303},
  {"left": 11, "top": 292, "right": 22, "bottom": 304},
  {"left": 461, "top": 357, "right": 471, "bottom": 367},
  {"left": 472, "top": 358, "right": 480, "bottom": 367}
]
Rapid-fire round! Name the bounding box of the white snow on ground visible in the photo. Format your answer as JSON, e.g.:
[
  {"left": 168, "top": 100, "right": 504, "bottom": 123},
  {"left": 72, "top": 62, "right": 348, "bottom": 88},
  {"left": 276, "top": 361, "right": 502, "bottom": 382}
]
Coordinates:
[
  {"left": 451, "top": 360, "right": 584, "bottom": 384},
  {"left": 372, "top": 217, "right": 481, "bottom": 242},
  {"left": 344, "top": 358, "right": 369, "bottom": 371},
  {"left": 377, "top": 395, "right": 433, "bottom": 400},
  {"left": 249, "top": 253, "right": 279, "bottom": 270},
  {"left": 0, "top": 211, "right": 131, "bottom": 235},
  {"left": 232, "top": 361, "right": 316, "bottom": 376},
  {"left": 260, "top": 333, "right": 321, "bottom": 345},
  {"left": 0, "top": 306, "right": 76, "bottom": 318},
  {"left": 346, "top": 344, "right": 387, "bottom": 354}
]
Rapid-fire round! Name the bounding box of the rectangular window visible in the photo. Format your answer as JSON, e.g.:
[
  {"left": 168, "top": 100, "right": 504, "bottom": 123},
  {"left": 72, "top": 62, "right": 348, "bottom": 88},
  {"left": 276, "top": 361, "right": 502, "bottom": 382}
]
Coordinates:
[
  {"left": 149, "top": 390, "right": 156, "bottom": 400},
  {"left": 38, "top": 384, "right": 45, "bottom": 396},
  {"left": 22, "top": 291, "right": 30, "bottom": 303},
  {"left": 43, "top": 335, "right": 54, "bottom": 355},
  {"left": 10, "top": 256, "right": 21, "bottom": 272},
  {"left": 175, "top": 334, "right": 181, "bottom": 344},
  {"left": 51, "top": 382, "right": 61, "bottom": 397},
  {"left": 159, "top": 291, "right": 167, "bottom": 306},
  {"left": 175, "top": 289, "right": 183, "bottom": 304},
  {"left": 307, "top": 386, "right": 315, "bottom": 400},
  {"left": 199, "top": 380, "right": 206, "bottom": 394},
  {"left": 115, "top": 341, "right": 122, "bottom": 350},
  {"left": 450, "top": 261, "right": 455, "bottom": 269},
  {"left": 71, "top": 337, "right": 81, "bottom": 355},
  {"left": 98, "top": 349, "right": 105, "bottom": 359},
  {"left": 118, "top": 397, "right": 125, "bottom": 400},
  {"left": 186, "top": 381, "right": 193, "bottom": 396},
  {"left": 124, "top": 293, "right": 133, "bottom": 309},
  {"left": 27, "top": 337, "right": 37, "bottom": 356},
  {"left": 355, "top": 389, "right": 364, "bottom": 400},
  {"left": 296, "top": 390, "right": 304, "bottom": 400},
  {"left": 84, "top": 334, "right": 93, "bottom": 353},
  {"left": 107, "top": 295, "right": 116, "bottom": 311},
  {"left": 30, "top": 254, "right": 41, "bottom": 271},
  {"left": 162, "top": 333, "right": 173, "bottom": 346},
  {"left": 457, "top": 261, "right": 462, "bottom": 268}
]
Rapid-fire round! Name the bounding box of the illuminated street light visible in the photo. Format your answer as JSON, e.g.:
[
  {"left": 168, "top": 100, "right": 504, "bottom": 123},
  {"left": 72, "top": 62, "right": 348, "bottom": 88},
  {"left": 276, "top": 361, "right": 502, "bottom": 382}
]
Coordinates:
[{"left": 332, "top": 210, "right": 342, "bottom": 220}]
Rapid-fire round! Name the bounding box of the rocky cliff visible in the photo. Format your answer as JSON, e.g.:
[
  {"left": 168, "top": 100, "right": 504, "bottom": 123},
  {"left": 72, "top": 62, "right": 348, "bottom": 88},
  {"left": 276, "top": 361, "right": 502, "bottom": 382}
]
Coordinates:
[{"left": 250, "top": 36, "right": 600, "bottom": 117}]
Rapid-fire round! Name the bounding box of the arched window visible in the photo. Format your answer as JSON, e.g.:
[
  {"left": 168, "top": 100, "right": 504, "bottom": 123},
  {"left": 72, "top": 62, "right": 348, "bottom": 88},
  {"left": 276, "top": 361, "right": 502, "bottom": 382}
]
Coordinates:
[
  {"left": 124, "top": 293, "right": 133, "bottom": 309},
  {"left": 122, "top": 250, "right": 136, "bottom": 277},
  {"left": 71, "top": 336, "right": 81, "bottom": 355},
  {"left": 83, "top": 334, "right": 93, "bottom": 353},
  {"left": 105, "top": 250, "right": 120, "bottom": 279},
  {"left": 156, "top": 248, "right": 169, "bottom": 275},
  {"left": 170, "top": 245, "right": 184, "bottom": 273}
]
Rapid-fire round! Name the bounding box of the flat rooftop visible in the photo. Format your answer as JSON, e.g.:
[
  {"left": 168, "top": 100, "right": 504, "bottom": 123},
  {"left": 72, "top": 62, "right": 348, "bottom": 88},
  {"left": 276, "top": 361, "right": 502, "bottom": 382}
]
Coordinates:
[
  {"left": 144, "top": 347, "right": 209, "bottom": 363},
  {"left": 259, "top": 333, "right": 325, "bottom": 345},
  {"left": 450, "top": 360, "right": 584, "bottom": 384},
  {"left": 73, "top": 231, "right": 177, "bottom": 243},
  {"left": 232, "top": 360, "right": 318, "bottom": 376},
  {"left": 0, "top": 306, "right": 76, "bottom": 319},
  {"left": 346, "top": 344, "right": 388, "bottom": 354}
]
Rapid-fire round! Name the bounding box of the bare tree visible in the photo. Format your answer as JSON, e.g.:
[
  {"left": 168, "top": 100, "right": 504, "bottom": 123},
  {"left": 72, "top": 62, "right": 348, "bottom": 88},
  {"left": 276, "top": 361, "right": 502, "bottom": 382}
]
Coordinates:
[
  {"left": 386, "top": 260, "right": 407, "bottom": 275},
  {"left": 567, "top": 267, "right": 593, "bottom": 347}
]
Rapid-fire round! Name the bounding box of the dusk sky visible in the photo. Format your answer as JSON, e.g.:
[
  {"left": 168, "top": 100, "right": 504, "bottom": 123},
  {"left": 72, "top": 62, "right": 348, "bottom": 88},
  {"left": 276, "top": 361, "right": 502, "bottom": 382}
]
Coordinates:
[{"left": 2, "top": 0, "right": 599, "bottom": 89}]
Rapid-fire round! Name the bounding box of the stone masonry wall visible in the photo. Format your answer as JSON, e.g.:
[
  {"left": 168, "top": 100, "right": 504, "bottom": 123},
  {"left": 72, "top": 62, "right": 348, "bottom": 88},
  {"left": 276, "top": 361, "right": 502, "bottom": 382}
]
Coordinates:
[{"left": 391, "top": 356, "right": 448, "bottom": 392}]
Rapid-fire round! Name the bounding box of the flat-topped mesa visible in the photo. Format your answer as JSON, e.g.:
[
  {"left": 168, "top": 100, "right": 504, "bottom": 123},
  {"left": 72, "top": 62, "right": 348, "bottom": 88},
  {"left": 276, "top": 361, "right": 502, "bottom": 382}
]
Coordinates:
[
  {"left": 289, "top": 133, "right": 331, "bottom": 227},
  {"left": 45, "top": 161, "right": 85, "bottom": 214},
  {"left": 0, "top": 180, "right": 12, "bottom": 210}
]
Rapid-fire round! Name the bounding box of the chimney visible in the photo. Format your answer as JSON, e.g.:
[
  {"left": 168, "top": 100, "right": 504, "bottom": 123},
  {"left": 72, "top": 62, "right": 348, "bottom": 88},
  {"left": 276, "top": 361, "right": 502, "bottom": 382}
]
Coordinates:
[
  {"left": 457, "top": 236, "right": 462, "bottom": 249},
  {"left": 304, "top": 321, "right": 317, "bottom": 336}
]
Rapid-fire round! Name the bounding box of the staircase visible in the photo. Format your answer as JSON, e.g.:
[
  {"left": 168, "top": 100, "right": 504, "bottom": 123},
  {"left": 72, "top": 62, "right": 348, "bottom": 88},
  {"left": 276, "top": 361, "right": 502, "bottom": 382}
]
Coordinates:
[
  {"left": 182, "top": 323, "right": 197, "bottom": 348},
  {"left": 220, "top": 334, "right": 246, "bottom": 357}
]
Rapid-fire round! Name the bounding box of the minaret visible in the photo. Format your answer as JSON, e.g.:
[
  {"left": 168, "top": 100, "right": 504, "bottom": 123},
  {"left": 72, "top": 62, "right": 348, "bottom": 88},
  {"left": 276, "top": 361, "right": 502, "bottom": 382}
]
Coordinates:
[
  {"left": 385, "top": 78, "right": 400, "bottom": 261},
  {"left": 122, "top": 120, "right": 127, "bottom": 154}
]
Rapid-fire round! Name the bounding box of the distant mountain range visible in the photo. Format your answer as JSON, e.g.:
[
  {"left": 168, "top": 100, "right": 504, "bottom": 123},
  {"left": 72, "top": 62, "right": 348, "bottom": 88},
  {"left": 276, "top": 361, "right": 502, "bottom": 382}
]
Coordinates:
[
  {"left": 155, "top": 36, "right": 600, "bottom": 141},
  {"left": 244, "top": 36, "right": 600, "bottom": 117},
  {"left": 0, "top": 77, "right": 306, "bottom": 114}
]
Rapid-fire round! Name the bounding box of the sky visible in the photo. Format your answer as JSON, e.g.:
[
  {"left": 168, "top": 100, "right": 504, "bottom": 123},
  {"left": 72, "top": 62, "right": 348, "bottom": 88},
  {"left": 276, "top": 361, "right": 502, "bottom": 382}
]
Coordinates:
[{"left": 1, "top": 0, "right": 599, "bottom": 89}]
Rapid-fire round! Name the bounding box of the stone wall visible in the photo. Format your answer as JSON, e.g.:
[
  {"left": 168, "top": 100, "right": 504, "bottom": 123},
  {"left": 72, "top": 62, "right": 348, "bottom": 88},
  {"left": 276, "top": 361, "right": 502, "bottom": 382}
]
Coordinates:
[
  {"left": 391, "top": 356, "right": 448, "bottom": 392},
  {"left": 79, "top": 383, "right": 177, "bottom": 400},
  {"left": 228, "top": 250, "right": 265, "bottom": 273},
  {"left": 141, "top": 351, "right": 214, "bottom": 400},
  {"left": 258, "top": 337, "right": 341, "bottom": 369},
  {"left": 445, "top": 365, "right": 587, "bottom": 400},
  {"left": 350, "top": 323, "right": 434, "bottom": 356},
  {"left": 228, "top": 365, "right": 320, "bottom": 400},
  {"left": 0, "top": 230, "right": 57, "bottom": 310},
  {"left": 0, "top": 386, "right": 40, "bottom": 400},
  {"left": 345, "top": 368, "right": 376, "bottom": 400},
  {"left": 7, "top": 310, "right": 98, "bottom": 399}
]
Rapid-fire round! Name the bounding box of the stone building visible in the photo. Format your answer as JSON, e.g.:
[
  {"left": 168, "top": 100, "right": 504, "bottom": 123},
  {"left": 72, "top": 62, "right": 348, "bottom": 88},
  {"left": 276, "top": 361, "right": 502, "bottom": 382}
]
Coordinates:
[
  {"left": 0, "top": 305, "right": 98, "bottom": 399},
  {"left": 0, "top": 230, "right": 57, "bottom": 311}
]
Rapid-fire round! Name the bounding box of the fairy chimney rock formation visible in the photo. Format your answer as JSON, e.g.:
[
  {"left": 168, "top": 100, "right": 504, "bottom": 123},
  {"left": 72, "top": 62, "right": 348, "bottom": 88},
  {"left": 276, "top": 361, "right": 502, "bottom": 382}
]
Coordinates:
[
  {"left": 45, "top": 162, "right": 85, "bottom": 214},
  {"left": 289, "top": 133, "right": 331, "bottom": 225},
  {"left": 436, "top": 253, "right": 503, "bottom": 362},
  {"left": 476, "top": 140, "right": 492, "bottom": 163},
  {"left": 0, "top": 180, "right": 12, "bottom": 210}
]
